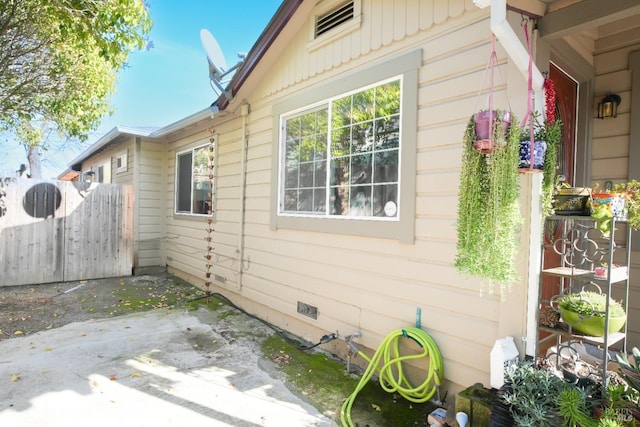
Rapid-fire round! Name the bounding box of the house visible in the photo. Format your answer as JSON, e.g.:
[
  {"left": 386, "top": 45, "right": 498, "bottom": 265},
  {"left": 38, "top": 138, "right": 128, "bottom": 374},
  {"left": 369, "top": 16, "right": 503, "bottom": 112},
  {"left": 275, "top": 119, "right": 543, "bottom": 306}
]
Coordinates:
[
  {"left": 65, "top": 0, "right": 640, "bottom": 396},
  {"left": 60, "top": 117, "right": 211, "bottom": 273}
]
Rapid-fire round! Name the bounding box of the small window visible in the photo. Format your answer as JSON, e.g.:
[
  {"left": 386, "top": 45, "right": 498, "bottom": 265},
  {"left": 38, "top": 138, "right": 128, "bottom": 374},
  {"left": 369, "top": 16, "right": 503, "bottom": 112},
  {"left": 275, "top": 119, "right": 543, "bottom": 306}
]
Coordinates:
[
  {"left": 280, "top": 78, "right": 401, "bottom": 219},
  {"left": 116, "top": 151, "right": 128, "bottom": 174},
  {"left": 175, "top": 142, "right": 214, "bottom": 216}
]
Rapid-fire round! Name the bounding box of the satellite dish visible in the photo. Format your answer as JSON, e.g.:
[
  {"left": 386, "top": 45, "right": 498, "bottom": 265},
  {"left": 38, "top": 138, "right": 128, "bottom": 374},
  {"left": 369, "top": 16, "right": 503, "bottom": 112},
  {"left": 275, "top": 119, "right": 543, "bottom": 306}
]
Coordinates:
[
  {"left": 199, "top": 28, "right": 246, "bottom": 100},
  {"left": 200, "top": 29, "right": 227, "bottom": 79}
]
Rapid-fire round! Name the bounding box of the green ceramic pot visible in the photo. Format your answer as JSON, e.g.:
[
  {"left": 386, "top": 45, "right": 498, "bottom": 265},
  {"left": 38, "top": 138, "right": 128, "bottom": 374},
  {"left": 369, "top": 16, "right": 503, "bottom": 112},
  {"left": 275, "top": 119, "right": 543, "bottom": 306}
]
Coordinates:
[{"left": 559, "top": 307, "right": 626, "bottom": 337}]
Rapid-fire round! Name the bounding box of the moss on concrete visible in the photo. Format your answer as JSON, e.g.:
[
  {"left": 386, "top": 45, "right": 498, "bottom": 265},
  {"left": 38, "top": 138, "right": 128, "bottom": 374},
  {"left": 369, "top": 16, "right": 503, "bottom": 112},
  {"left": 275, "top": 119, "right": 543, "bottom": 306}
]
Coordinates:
[{"left": 261, "top": 335, "right": 436, "bottom": 426}]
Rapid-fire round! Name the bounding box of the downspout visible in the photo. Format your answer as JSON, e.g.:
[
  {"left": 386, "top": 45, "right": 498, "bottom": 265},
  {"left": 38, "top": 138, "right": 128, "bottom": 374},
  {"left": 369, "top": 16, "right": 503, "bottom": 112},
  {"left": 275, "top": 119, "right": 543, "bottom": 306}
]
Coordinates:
[
  {"left": 478, "top": 0, "right": 544, "bottom": 358},
  {"left": 236, "top": 103, "right": 250, "bottom": 289},
  {"left": 134, "top": 136, "right": 141, "bottom": 274}
]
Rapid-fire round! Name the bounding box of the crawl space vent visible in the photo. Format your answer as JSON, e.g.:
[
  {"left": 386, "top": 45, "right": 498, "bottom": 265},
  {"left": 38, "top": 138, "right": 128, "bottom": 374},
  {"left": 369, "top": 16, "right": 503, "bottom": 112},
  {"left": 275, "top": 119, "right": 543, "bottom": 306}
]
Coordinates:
[{"left": 315, "top": 1, "right": 354, "bottom": 38}]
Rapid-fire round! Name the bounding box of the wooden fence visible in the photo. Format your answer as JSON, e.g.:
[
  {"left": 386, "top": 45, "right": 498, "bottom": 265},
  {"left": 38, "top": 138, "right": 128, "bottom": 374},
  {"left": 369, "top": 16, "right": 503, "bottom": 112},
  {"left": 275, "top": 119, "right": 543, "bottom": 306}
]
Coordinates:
[{"left": 0, "top": 178, "right": 133, "bottom": 287}]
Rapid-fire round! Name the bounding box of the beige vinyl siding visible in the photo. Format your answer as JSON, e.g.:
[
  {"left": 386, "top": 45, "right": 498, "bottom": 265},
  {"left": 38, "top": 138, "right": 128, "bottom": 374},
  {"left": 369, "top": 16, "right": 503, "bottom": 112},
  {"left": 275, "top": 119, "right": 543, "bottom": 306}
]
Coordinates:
[
  {"left": 77, "top": 136, "right": 167, "bottom": 271},
  {"left": 81, "top": 139, "right": 134, "bottom": 184},
  {"left": 164, "top": 1, "right": 525, "bottom": 395},
  {"left": 256, "top": 0, "right": 482, "bottom": 100},
  {"left": 592, "top": 29, "right": 640, "bottom": 348},
  {"left": 135, "top": 139, "right": 167, "bottom": 268},
  {"left": 111, "top": 144, "right": 134, "bottom": 185},
  {"left": 165, "top": 128, "right": 218, "bottom": 283}
]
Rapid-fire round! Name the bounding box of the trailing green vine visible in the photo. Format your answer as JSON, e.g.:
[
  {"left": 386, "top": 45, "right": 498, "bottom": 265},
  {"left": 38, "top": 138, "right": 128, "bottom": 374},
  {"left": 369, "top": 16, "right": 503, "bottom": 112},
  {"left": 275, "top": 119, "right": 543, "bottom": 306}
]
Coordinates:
[{"left": 454, "top": 111, "right": 522, "bottom": 299}]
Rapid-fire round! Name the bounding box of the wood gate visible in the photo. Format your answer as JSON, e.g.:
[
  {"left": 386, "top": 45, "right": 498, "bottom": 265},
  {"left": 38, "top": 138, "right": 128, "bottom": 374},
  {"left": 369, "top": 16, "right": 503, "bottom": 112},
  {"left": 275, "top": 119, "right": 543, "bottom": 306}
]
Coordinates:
[{"left": 0, "top": 178, "right": 133, "bottom": 287}]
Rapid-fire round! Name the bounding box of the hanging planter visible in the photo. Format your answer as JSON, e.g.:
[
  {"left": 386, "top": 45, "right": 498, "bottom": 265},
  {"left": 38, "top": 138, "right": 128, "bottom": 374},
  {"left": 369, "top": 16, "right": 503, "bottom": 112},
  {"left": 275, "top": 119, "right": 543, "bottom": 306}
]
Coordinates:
[
  {"left": 455, "top": 34, "right": 523, "bottom": 300},
  {"left": 517, "top": 20, "right": 561, "bottom": 188},
  {"left": 469, "top": 34, "right": 514, "bottom": 155},
  {"left": 518, "top": 138, "right": 546, "bottom": 171},
  {"left": 473, "top": 110, "right": 513, "bottom": 154},
  {"left": 455, "top": 111, "right": 522, "bottom": 299}
]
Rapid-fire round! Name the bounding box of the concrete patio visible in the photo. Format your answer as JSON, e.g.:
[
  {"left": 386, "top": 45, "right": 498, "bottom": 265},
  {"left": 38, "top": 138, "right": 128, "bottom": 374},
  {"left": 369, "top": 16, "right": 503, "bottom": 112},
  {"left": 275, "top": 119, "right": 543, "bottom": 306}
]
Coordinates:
[{"left": 0, "top": 307, "right": 331, "bottom": 426}]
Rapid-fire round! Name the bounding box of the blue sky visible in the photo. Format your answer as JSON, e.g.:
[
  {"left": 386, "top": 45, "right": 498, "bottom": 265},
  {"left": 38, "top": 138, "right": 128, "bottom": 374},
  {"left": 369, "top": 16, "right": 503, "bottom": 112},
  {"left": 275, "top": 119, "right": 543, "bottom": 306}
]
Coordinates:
[{"left": 2, "top": 0, "right": 282, "bottom": 178}]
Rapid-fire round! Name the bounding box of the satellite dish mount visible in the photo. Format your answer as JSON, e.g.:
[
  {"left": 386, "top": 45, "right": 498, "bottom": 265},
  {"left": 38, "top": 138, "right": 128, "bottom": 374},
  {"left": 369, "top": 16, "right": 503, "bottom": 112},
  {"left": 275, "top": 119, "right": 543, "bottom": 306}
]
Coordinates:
[{"left": 200, "top": 29, "right": 245, "bottom": 100}]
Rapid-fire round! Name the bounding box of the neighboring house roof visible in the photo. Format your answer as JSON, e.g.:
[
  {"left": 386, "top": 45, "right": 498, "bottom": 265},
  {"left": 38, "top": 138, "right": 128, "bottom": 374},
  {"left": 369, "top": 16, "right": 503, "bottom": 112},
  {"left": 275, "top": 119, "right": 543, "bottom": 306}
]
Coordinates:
[
  {"left": 64, "top": 108, "right": 213, "bottom": 174},
  {"left": 57, "top": 169, "right": 80, "bottom": 181}
]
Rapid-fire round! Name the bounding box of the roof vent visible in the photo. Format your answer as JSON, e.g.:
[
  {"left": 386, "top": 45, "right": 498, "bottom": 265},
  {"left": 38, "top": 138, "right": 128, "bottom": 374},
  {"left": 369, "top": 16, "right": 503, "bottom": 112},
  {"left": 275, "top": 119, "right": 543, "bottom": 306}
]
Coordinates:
[{"left": 315, "top": 1, "right": 354, "bottom": 38}]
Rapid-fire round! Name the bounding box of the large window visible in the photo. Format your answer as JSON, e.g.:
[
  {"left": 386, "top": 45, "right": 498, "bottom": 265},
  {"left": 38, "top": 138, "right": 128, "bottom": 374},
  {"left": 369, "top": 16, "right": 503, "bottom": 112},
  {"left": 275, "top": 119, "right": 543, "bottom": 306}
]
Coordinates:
[
  {"left": 175, "top": 143, "right": 213, "bottom": 216},
  {"left": 271, "top": 49, "right": 419, "bottom": 243},
  {"left": 280, "top": 78, "right": 401, "bottom": 219}
]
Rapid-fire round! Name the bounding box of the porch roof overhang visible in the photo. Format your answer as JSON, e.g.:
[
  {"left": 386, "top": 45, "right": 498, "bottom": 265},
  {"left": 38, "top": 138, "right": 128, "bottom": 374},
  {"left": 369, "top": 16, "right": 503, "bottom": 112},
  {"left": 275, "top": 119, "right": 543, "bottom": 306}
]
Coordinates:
[{"left": 537, "top": 0, "right": 640, "bottom": 40}]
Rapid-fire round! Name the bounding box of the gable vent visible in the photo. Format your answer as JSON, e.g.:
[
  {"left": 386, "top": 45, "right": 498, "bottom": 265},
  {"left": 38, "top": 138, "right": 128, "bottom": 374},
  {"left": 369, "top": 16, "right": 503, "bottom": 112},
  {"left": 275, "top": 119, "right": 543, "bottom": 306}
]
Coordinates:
[{"left": 315, "top": 1, "right": 354, "bottom": 38}]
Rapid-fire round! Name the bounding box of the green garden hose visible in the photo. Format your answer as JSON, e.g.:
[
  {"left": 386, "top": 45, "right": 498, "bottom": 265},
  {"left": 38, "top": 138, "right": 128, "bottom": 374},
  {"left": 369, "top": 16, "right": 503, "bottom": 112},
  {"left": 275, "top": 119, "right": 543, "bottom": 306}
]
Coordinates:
[{"left": 340, "top": 327, "right": 444, "bottom": 427}]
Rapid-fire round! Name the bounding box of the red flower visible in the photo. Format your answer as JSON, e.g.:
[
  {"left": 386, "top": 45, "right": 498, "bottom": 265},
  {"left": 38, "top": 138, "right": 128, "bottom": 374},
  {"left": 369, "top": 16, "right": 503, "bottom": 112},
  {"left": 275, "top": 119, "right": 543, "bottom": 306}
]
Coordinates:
[{"left": 544, "top": 78, "right": 556, "bottom": 124}]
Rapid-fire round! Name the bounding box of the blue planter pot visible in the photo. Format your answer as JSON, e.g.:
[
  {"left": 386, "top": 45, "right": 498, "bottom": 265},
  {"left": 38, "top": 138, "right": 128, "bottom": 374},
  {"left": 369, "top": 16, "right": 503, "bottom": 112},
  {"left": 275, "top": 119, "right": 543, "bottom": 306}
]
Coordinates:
[{"left": 519, "top": 139, "right": 547, "bottom": 171}]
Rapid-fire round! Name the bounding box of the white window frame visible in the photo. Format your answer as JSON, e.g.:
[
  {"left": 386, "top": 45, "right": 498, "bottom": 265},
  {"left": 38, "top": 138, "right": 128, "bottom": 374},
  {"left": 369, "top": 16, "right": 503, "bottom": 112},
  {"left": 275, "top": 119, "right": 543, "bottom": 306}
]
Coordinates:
[
  {"left": 115, "top": 151, "right": 128, "bottom": 174},
  {"left": 174, "top": 139, "right": 215, "bottom": 217},
  {"left": 271, "top": 50, "right": 420, "bottom": 243},
  {"left": 279, "top": 77, "right": 402, "bottom": 221}
]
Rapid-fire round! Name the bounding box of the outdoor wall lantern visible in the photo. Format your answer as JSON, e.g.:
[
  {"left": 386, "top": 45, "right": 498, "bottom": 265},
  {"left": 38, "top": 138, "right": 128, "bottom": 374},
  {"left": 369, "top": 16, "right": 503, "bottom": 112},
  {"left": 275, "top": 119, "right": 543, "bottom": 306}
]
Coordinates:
[
  {"left": 597, "top": 92, "right": 621, "bottom": 119},
  {"left": 83, "top": 171, "right": 95, "bottom": 183}
]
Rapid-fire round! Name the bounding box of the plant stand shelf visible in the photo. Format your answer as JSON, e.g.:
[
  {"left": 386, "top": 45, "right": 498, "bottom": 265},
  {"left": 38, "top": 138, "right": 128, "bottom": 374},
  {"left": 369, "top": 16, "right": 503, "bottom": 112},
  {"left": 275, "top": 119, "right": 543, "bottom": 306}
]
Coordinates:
[
  {"left": 539, "top": 325, "right": 626, "bottom": 347},
  {"left": 537, "top": 216, "right": 632, "bottom": 386}
]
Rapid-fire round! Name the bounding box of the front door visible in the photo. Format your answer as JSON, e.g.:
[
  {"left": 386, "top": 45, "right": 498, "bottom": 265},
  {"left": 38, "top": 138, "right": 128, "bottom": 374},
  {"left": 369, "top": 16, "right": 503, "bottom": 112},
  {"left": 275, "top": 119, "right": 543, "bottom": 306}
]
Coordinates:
[
  {"left": 551, "top": 64, "right": 578, "bottom": 187},
  {"left": 539, "top": 63, "right": 579, "bottom": 355}
]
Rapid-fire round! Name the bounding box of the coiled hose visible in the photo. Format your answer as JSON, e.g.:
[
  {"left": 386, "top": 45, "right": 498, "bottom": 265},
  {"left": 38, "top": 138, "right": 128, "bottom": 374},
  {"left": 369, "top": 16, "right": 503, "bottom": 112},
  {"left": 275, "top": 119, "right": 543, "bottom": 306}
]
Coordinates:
[{"left": 340, "top": 327, "right": 444, "bottom": 427}]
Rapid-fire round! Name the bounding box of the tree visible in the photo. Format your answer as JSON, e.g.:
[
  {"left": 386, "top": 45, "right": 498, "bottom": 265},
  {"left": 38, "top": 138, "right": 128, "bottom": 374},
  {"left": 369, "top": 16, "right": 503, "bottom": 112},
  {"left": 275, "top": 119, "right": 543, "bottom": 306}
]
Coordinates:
[{"left": 0, "top": 0, "right": 152, "bottom": 177}]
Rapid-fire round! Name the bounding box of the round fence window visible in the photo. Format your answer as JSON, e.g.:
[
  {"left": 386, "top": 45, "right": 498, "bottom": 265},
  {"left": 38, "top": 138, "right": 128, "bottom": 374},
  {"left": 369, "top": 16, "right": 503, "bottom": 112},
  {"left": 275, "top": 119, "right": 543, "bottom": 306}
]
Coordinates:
[{"left": 23, "top": 183, "right": 62, "bottom": 218}]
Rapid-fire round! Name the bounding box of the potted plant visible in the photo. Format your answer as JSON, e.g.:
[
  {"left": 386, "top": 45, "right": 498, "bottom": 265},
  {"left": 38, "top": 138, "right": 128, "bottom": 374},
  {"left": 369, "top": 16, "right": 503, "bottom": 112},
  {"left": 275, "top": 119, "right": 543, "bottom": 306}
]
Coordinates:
[
  {"left": 591, "top": 180, "right": 640, "bottom": 236},
  {"left": 612, "top": 180, "right": 640, "bottom": 230},
  {"left": 614, "top": 347, "right": 640, "bottom": 422},
  {"left": 500, "top": 360, "right": 566, "bottom": 426},
  {"left": 552, "top": 178, "right": 592, "bottom": 216},
  {"left": 518, "top": 129, "right": 546, "bottom": 172},
  {"left": 591, "top": 192, "right": 626, "bottom": 219},
  {"left": 500, "top": 360, "right": 604, "bottom": 426},
  {"left": 472, "top": 109, "right": 513, "bottom": 154},
  {"left": 518, "top": 111, "right": 560, "bottom": 173},
  {"left": 454, "top": 112, "right": 521, "bottom": 299},
  {"left": 555, "top": 291, "right": 626, "bottom": 337}
]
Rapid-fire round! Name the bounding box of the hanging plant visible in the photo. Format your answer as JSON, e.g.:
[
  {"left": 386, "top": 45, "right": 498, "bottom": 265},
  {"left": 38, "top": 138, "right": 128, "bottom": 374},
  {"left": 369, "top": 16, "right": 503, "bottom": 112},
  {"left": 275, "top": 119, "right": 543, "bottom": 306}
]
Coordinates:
[
  {"left": 473, "top": 109, "right": 513, "bottom": 154},
  {"left": 455, "top": 111, "right": 522, "bottom": 299}
]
